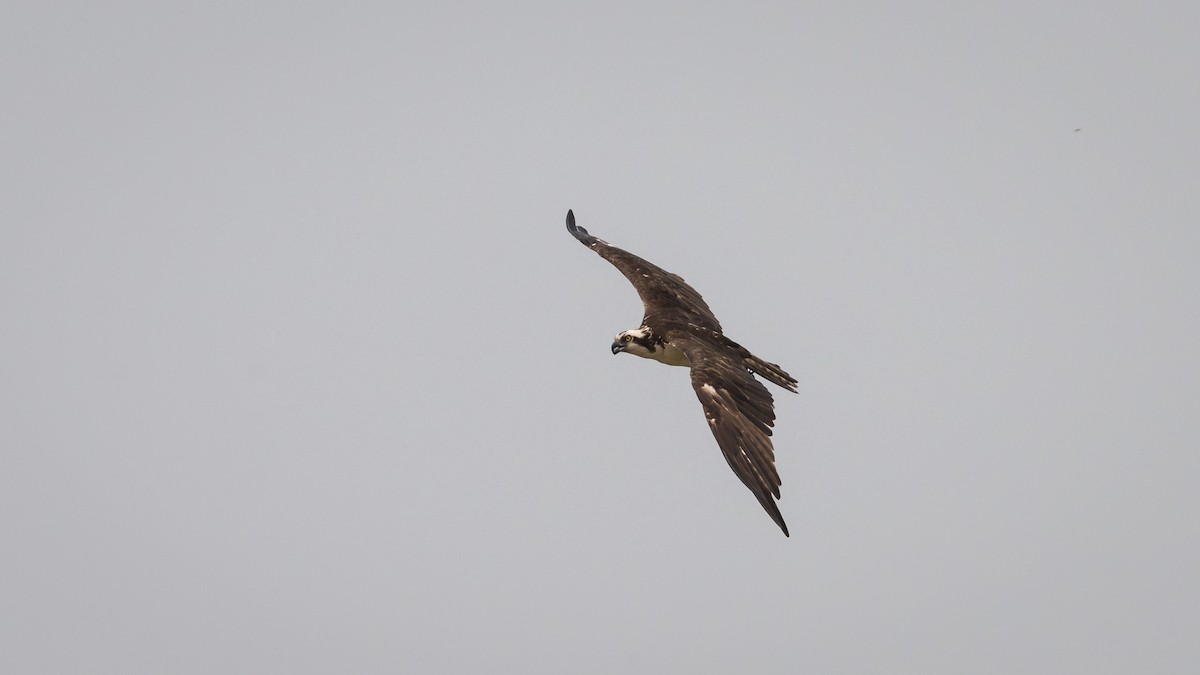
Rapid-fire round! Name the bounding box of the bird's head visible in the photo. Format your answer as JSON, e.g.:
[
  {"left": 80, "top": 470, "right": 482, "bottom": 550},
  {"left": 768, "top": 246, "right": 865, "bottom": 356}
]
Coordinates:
[{"left": 612, "top": 327, "right": 655, "bottom": 358}]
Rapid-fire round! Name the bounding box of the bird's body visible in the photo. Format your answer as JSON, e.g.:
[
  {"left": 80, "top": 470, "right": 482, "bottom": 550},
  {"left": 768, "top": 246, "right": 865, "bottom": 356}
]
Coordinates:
[{"left": 565, "top": 210, "right": 798, "bottom": 536}]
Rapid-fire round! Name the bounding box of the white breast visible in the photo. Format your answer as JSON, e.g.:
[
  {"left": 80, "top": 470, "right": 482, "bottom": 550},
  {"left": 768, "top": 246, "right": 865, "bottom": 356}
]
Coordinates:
[{"left": 652, "top": 343, "right": 690, "bottom": 367}]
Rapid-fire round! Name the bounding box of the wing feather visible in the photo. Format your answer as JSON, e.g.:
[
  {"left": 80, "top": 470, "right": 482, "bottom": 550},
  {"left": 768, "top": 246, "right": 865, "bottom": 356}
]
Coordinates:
[
  {"left": 566, "top": 210, "right": 721, "bottom": 331},
  {"left": 671, "top": 332, "right": 789, "bottom": 536}
]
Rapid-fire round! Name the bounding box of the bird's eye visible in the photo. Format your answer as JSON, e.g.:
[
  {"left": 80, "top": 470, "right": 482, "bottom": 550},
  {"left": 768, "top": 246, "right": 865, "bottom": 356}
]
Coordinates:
[{"left": 623, "top": 335, "right": 633, "bottom": 342}]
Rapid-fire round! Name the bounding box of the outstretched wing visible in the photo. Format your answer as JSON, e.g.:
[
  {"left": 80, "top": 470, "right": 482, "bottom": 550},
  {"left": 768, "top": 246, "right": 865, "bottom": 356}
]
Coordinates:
[
  {"left": 566, "top": 210, "right": 721, "bottom": 331},
  {"left": 669, "top": 331, "right": 789, "bottom": 536}
]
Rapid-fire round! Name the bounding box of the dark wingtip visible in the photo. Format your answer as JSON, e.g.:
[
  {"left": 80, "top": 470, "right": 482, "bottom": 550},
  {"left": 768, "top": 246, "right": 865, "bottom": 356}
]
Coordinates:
[
  {"left": 565, "top": 209, "right": 595, "bottom": 246},
  {"left": 758, "top": 493, "right": 790, "bottom": 537},
  {"left": 772, "top": 508, "right": 790, "bottom": 537}
]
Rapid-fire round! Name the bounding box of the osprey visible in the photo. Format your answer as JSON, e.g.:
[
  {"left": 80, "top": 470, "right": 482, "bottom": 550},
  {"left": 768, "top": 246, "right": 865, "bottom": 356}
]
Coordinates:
[{"left": 565, "top": 210, "right": 798, "bottom": 536}]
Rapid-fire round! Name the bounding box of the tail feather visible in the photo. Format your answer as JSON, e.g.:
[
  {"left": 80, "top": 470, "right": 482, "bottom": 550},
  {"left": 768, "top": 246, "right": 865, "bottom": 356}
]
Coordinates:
[
  {"left": 719, "top": 336, "right": 798, "bottom": 393},
  {"left": 744, "top": 354, "right": 798, "bottom": 393}
]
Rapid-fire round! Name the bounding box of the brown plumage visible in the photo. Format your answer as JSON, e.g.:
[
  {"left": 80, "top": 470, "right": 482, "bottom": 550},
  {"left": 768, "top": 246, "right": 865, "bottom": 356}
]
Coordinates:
[{"left": 566, "top": 210, "right": 798, "bottom": 536}]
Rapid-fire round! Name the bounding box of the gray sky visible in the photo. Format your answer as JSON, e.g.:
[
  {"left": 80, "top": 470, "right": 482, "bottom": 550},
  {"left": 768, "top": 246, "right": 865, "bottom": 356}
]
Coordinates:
[{"left": 3, "top": 2, "right": 1198, "bottom": 673}]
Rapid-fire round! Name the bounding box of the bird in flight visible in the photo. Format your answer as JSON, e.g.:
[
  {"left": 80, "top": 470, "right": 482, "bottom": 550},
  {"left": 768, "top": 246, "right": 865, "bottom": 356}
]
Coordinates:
[{"left": 565, "top": 210, "right": 798, "bottom": 536}]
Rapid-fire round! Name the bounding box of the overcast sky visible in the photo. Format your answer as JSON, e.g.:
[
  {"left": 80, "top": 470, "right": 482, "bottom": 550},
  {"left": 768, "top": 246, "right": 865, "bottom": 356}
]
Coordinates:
[{"left": 3, "top": 2, "right": 1198, "bottom": 673}]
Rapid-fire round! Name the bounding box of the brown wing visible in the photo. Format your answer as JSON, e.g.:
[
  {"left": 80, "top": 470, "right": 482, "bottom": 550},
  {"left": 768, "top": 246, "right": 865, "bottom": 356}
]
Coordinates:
[
  {"left": 566, "top": 210, "right": 721, "bottom": 331},
  {"left": 669, "top": 331, "right": 789, "bottom": 536}
]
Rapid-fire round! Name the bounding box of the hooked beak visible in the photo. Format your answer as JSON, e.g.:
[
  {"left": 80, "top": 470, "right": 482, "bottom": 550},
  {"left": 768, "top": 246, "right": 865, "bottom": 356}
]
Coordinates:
[{"left": 611, "top": 341, "right": 625, "bottom": 355}]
